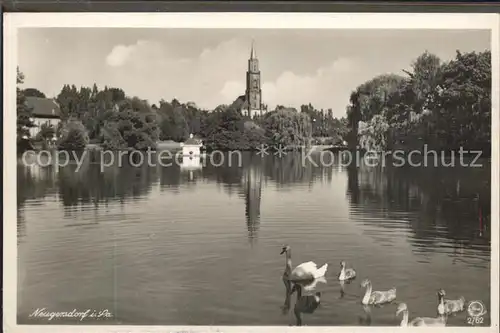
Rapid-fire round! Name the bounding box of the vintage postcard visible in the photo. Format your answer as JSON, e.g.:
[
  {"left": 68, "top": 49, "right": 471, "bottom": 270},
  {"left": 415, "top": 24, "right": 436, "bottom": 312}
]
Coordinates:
[{"left": 3, "top": 12, "right": 499, "bottom": 333}]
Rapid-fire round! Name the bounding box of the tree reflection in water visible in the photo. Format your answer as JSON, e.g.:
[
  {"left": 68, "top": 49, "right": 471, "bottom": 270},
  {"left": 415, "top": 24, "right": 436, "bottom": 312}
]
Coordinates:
[
  {"left": 16, "top": 152, "right": 490, "bottom": 258},
  {"left": 346, "top": 160, "right": 491, "bottom": 265}
]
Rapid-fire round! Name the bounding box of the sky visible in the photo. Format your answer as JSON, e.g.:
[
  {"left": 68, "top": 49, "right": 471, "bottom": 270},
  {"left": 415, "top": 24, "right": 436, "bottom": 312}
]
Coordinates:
[{"left": 18, "top": 28, "right": 490, "bottom": 118}]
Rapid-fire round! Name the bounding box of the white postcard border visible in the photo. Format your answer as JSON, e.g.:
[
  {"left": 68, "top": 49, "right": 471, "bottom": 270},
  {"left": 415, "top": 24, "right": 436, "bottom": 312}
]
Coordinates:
[{"left": 3, "top": 12, "right": 499, "bottom": 333}]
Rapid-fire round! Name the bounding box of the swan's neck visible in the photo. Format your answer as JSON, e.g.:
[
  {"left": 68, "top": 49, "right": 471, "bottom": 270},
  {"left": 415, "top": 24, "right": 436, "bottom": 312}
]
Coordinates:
[
  {"left": 284, "top": 251, "right": 292, "bottom": 274},
  {"left": 284, "top": 278, "right": 292, "bottom": 292},
  {"left": 400, "top": 310, "right": 409, "bottom": 326},
  {"left": 339, "top": 266, "right": 346, "bottom": 279},
  {"left": 362, "top": 283, "right": 372, "bottom": 304}
]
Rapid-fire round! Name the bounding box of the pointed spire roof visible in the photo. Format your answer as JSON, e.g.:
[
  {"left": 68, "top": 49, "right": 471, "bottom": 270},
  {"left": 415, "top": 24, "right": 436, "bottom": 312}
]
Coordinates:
[{"left": 250, "top": 39, "right": 256, "bottom": 59}]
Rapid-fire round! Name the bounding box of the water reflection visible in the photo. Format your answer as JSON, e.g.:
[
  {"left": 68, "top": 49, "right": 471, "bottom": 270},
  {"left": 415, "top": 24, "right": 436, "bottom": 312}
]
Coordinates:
[
  {"left": 56, "top": 158, "right": 157, "bottom": 208},
  {"left": 17, "top": 163, "right": 58, "bottom": 207},
  {"left": 338, "top": 277, "right": 358, "bottom": 301},
  {"left": 358, "top": 305, "right": 372, "bottom": 326},
  {"left": 17, "top": 163, "right": 59, "bottom": 242},
  {"left": 281, "top": 279, "right": 292, "bottom": 315},
  {"left": 346, "top": 161, "right": 490, "bottom": 266},
  {"left": 291, "top": 278, "right": 325, "bottom": 326},
  {"left": 15, "top": 151, "right": 492, "bottom": 326},
  {"left": 239, "top": 155, "right": 263, "bottom": 244},
  {"left": 17, "top": 152, "right": 491, "bottom": 261}
]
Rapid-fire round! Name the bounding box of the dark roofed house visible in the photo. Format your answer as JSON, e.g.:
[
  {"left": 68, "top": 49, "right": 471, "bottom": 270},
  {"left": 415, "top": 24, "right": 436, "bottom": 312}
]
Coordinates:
[{"left": 26, "top": 96, "right": 61, "bottom": 139}]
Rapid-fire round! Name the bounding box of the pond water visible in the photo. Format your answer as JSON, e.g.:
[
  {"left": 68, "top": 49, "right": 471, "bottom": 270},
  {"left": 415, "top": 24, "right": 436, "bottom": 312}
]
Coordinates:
[{"left": 17, "top": 152, "right": 491, "bottom": 326}]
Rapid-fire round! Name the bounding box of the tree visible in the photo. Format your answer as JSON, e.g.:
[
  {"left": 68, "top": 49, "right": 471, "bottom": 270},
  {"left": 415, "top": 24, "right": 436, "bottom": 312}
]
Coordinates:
[
  {"left": 203, "top": 107, "right": 244, "bottom": 150},
  {"left": 428, "top": 50, "right": 491, "bottom": 151},
  {"left": 23, "top": 88, "right": 46, "bottom": 98},
  {"left": 355, "top": 74, "right": 407, "bottom": 122},
  {"left": 36, "top": 123, "right": 56, "bottom": 142},
  {"left": 57, "top": 119, "right": 89, "bottom": 151},
  {"left": 101, "top": 98, "right": 159, "bottom": 150},
  {"left": 404, "top": 50, "right": 443, "bottom": 112},
  {"left": 34, "top": 123, "right": 56, "bottom": 150},
  {"left": 345, "top": 50, "right": 491, "bottom": 153},
  {"left": 16, "top": 67, "right": 35, "bottom": 145},
  {"left": 263, "top": 108, "right": 312, "bottom": 149},
  {"left": 358, "top": 114, "right": 390, "bottom": 151}
]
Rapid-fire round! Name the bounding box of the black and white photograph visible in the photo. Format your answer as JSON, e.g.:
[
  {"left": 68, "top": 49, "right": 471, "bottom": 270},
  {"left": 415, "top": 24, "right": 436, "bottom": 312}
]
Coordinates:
[{"left": 3, "top": 12, "right": 499, "bottom": 331}]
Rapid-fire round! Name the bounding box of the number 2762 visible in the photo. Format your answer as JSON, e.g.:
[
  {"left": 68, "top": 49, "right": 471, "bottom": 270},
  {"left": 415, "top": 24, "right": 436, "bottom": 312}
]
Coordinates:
[{"left": 467, "top": 316, "right": 484, "bottom": 325}]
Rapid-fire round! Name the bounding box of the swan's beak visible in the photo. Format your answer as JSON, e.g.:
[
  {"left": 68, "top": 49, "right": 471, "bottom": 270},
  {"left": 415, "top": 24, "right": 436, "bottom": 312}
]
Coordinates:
[
  {"left": 396, "top": 309, "right": 402, "bottom": 316},
  {"left": 280, "top": 248, "right": 286, "bottom": 255}
]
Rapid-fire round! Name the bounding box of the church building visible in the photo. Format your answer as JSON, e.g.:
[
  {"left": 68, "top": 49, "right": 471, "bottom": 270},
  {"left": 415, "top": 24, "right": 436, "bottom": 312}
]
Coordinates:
[{"left": 240, "top": 41, "right": 266, "bottom": 119}]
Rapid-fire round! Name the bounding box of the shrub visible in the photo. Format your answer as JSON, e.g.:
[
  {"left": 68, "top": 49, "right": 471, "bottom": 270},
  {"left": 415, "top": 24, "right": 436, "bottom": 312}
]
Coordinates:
[{"left": 57, "top": 120, "right": 89, "bottom": 151}]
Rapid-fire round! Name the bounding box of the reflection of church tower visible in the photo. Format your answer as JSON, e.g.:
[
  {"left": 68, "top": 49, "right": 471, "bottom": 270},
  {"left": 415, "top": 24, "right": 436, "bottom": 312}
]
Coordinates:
[
  {"left": 242, "top": 41, "right": 263, "bottom": 119},
  {"left": 346, "top": 164, "right": 359, "bottom": 205},
  {"left": 241, "top": 164, "right": 263, "bottom": 243}
]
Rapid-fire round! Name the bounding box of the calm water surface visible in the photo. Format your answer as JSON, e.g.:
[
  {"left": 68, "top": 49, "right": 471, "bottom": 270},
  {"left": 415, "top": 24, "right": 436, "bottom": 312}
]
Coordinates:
[{"left": 17, "top": 152, "right": 491, "bottom": 326}]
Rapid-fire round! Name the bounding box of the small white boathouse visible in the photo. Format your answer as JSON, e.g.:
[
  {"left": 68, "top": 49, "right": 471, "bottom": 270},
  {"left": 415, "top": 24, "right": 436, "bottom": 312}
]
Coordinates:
[{"left": 180, "top": 134, "right": 203, "bottom": 157}]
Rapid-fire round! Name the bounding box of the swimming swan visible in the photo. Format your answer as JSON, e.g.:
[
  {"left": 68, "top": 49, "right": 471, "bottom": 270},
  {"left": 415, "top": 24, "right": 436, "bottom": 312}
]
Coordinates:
[
  {"left": 338, "top": 261, "right": 356, "bottom": 281},
  {"left": 437, "top": 289, "right": 466, "bottom": 316},
  {"left": 281, "top": 245, "right": 328, "bottom": 282},
  {"left": 397, "top": 303, "right": 446, "bottom": 327},
  {"left": 360, "top": 279, "right": 396, "bottom": 306}
]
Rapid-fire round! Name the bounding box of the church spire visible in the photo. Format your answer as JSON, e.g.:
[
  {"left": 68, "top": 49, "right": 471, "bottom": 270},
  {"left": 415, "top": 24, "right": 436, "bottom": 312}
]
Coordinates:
[{"left": 250, "top": 39, "right": 256, "bottom": 59}]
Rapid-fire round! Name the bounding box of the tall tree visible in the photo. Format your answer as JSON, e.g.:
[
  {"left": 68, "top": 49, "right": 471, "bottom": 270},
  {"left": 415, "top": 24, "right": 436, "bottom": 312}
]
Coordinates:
[
  {"left": 101, "top": 98, "right": 159, "bottom": 150},
  {"left": 428, "top": 50, "right": 491, "bottom": 150},
  {"left": 16, "top": 67, "right": 35, "bottom": 145},
  {"left": 264, "top": 108, "right": 312, "bottom": 148},
  {"left": 22, "top": 88, "right": 46, "bottom": 98}
]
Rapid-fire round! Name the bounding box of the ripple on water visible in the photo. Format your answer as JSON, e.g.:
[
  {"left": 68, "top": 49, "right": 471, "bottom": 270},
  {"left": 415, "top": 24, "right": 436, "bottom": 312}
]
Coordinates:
[{"left": 16, "top": 159, "right": 491, "bottom": 326}]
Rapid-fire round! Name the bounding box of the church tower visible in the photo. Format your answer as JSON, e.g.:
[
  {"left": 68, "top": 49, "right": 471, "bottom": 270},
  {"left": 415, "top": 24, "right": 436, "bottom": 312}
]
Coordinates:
[{"left": 244, "top": 41, "right": 262, "bottom": 118}]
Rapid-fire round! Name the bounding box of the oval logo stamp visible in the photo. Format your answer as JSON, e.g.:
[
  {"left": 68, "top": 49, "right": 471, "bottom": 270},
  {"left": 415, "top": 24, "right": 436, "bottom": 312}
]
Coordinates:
[{"left": 467, "top": 300, "right": 487, "bottom": 318}]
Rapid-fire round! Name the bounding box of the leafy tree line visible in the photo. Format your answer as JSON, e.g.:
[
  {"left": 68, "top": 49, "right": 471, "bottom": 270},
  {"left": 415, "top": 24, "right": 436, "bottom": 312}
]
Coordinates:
[
  {"left": 17, "top": 71, "right": 348, "bottom": 152},
  {"left": 300, "top": 103, "right": 349, "bottom": 144},
  {"left": 346, "top": 50, "right": 491, "bottom": 154},
  {"left": 16, "top": 68, "right": 34, "bottom": 145}
]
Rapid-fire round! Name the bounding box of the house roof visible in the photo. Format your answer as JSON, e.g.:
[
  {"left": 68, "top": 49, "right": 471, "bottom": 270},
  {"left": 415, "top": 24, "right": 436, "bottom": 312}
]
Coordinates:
[
  {"left": 242, "top": 99, "right": 249, "bottom": 110},
  {"left": 26, "top": 96, "right": 61, "bottom": 118},
  {"left": 183, "top": 134, "right": 203, "bottom": 145},
  {"left": 184, "top": 138, "right": 202, "bottom": 145}
]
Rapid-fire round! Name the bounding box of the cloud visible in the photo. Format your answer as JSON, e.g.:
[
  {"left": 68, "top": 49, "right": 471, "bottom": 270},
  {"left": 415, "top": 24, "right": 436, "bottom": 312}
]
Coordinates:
[
  {"left": 212, "top": 54, "right": 369, "bottom": 116},
  {"left": 214, "top": 55, "right": 362, "bottom": 115},
  {"left": 106, "top": 40, "right": 172, "bottom": 68},
  {"left": 106, "top": 45, "right": 134, "bottom": 67},
  {"left": 220, "top": 80, "right": 245, "bottom": 101},
  {"left": 104, "top": 38, "right": 367, "bottom": 116},
  {"left": 256, "top": 57, "right": 365, "bottom": 115},
  {"left": 104, "top": 38, "right": 250, "bottom": 108}
]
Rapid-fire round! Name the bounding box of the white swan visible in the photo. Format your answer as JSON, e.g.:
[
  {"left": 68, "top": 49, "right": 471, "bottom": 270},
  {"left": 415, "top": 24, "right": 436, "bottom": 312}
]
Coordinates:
[
  {"left": 281, "top": 245, "right": 328, "bottom": 282},
  {"left": 397, "top": 303, "right": 446, "bottom": 326},
  {"left": 437, "top": 289, "right": 466, "bottom": 316},
  {"left": 360, "top": 279, "right": 396, "bottom": 305},
  {"left": 338, "top": 261, "right": 356, "bottom": 281}
]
